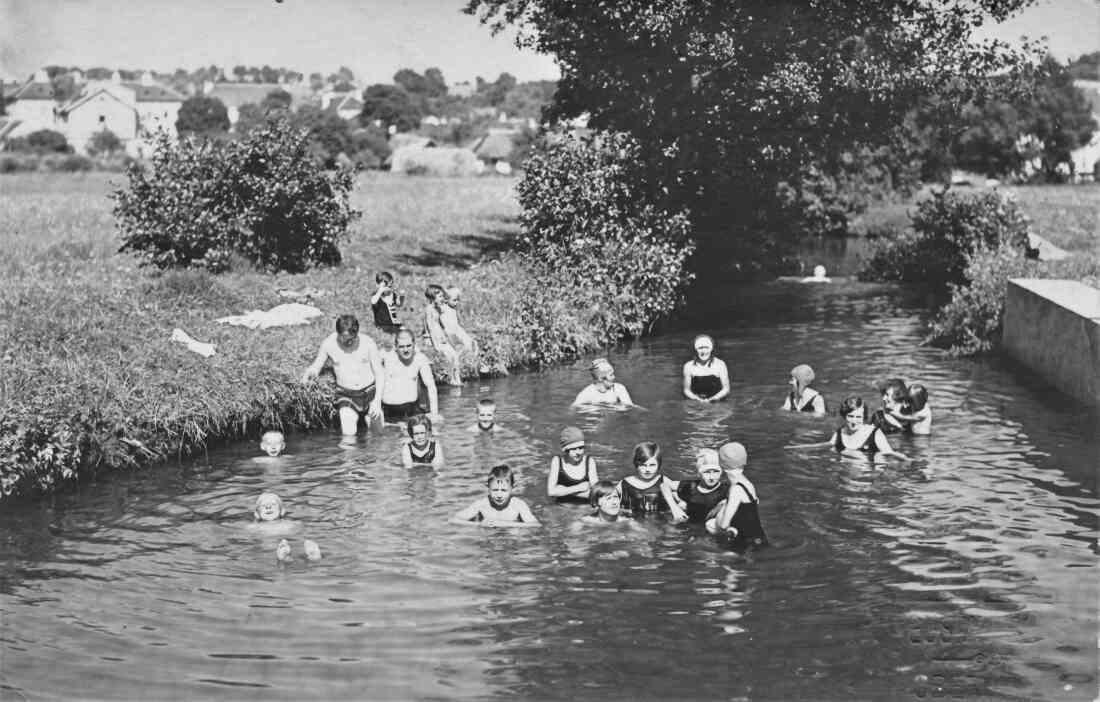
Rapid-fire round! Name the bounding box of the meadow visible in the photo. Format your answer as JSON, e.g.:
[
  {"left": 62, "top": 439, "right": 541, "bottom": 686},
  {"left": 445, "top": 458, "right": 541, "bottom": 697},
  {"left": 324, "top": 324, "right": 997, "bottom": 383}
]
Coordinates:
[{"left": 0, "top": 171, "right": 547, "bottom": 497}]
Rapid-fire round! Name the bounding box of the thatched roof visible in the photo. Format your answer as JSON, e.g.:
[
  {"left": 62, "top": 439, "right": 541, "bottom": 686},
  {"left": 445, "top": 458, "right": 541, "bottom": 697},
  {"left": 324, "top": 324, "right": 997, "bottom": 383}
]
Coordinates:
[{"left": 471, "top": 129, "right": 517, "bottom": 161}]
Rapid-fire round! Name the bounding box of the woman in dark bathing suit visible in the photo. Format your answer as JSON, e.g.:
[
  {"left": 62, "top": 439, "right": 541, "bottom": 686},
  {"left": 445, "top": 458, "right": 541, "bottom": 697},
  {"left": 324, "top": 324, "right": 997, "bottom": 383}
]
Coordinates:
[
  {"left": 785, "top": 396, "right": 909, "bottom": 461},
  {"left": 682, "top": 334, "right": 731, "bottom": 403}
]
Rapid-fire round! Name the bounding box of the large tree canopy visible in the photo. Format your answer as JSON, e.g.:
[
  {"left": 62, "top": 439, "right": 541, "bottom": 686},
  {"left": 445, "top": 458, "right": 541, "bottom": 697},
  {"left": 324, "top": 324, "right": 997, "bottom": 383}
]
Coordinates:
[{"left": 466, "top": 0, "right": 1040, "bottom": 271}]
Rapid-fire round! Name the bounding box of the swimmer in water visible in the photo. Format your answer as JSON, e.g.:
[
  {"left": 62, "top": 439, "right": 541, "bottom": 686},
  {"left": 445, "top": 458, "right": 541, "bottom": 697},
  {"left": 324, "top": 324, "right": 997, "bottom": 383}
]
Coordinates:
[
  {"left": 665, "top": 449, "right": 730, "bottom": 525},
  {"left": 547, "top": 426, "right": 599, "bottom": 503},
  {"left": 781, "top": 364, "right": 826, "bottom": 414},
  {"left": 617, "top": 442, "right": 687, "bottom": 522},
  {"left": 801, "top": 264, "right": 831, "bottom": 283},
  {"left": 572, "top": 358, "right": 635, "bottom": 407},
  {"left": 887, "top": 383, "right": 932, "bottom": 435},
  {"left": 466, "top": 398, "right": 503, "bottom": 434},
  {"left": 708, "top": 442, "right": 768, "bottom": 549},
  {"left": 402, "top": 414, "right": 445, "bottom": 469},
  {"left": 257, "top": 430, "right": 287, "bottom": 459},
  {"left": 682, "top": 334, "right": 730, "bottom": 403},
  {"left": 785, "top": 396, "right": 909, "bottom": 461},
  {"left": 252, "top": 493, "right": 322, "bottom": 561},
  {"left": 452, "top": 464, "right": 540, "bottom": 527}
]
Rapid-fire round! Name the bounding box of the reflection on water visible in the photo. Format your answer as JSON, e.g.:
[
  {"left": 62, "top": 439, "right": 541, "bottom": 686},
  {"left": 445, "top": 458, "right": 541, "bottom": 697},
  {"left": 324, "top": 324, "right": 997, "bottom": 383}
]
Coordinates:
[{"left": 1, "top": 278, "right": 1096, "bottom": 701}]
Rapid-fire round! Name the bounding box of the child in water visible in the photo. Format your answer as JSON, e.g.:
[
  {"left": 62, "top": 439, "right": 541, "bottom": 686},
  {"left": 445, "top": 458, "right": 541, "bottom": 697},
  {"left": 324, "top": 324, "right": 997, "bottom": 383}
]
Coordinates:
[
  {"left": 402, "top": 414, "right": 445, "bottom": 469},
  {"left": 546, "top": 426, "right": 599, "bottom": 503},
  {"left": 786, "top": 396, "right": 909, "bottom": 461},
  {"left": 682, "top": 334, "right": 731, "bottom": 403},
  {"left": 257, "top": 430, "right": 286, "bottom": 458},
  {"left": 572, "top": 358, "right": 635, "bottom": 407},
  {"left": 467, "top": 398, "right": 503, "bottom": 434},
  {"left": 580, "top": 480, "right": 625, "bottom": 524},
  {"left": 666, "top": 449, "right": 730, "bottom": 525},
  {"left": 781, "top": 364, "right": 826, "bottom": 414},
  {"left": 452, "top": 465, "right": 540, "bottom": 527},
  {"left": 617, "top": 442, "right": 688, "bottom": 521},
  {"left": 871, "top": 378, "right": 909, "bottom": 434},
  {"left": 886, "top": 383, "right": 932, "bottom": 435},
  {"left": 251, "top": 492, "right": 322, "bottom": 562},
  {"left": 708, "top": 442, "right": 768, "bottom": 549}
]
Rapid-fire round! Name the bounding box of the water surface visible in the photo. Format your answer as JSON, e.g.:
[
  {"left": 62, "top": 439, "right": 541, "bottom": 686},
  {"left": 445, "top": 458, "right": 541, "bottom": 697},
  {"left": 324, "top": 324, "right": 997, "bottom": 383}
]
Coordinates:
[{"left": 1, "top": 276, "right": 1096, "bottom": 701}]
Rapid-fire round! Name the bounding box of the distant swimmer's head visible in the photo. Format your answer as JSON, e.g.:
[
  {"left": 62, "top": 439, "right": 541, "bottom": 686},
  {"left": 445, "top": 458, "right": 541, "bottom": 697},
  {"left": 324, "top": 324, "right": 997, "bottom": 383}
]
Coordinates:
[
  {"left": 718, "top": 442, "right": 748, "bottom": 474},
  {"left": 696, "top": 448, "right": 723, "bottom": 487},
  {"left": 254, "top": 492, "right": 286, "bottom": 522},
  {"left": 260, "top": 430, "right": 286, "bottom": 457},
  {"left": 789, "top": 364, "right": 815, "bottom": 392},
  {"left": 476, "top": 398, "right": 497, "bottom": 430},
  {"left": 590, "top": 358, "right": 615, "bottom": 385},
  {"left": 813, "top": 265, "right": 827, "bottom": 279},
  {"left": 692, "top": 334, "right": 715, "bottom": 362}
]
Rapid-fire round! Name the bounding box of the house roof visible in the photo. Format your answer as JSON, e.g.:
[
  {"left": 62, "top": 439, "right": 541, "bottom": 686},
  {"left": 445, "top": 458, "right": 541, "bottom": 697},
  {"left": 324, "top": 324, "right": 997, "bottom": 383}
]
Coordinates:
[
  {"left": 0, "top": 118, "right": 22, "bottom": 140},
  {"left": 204, "top": 82, "right": 312, "bottom": 109},
  {"left": 58, "top": 87, "right": 135, "bottom": 116},
  {"left": 332, "top": 94, "right": 363, "bottom": 112},
  {"left": 471, "top": 130, "right": 518, "bottom": 160},
  {"left": 121, "top": 82, "right": 185, "bottom": 102},
  {"left": 12, "top": 81, "right": 57, "bottom": 101}
]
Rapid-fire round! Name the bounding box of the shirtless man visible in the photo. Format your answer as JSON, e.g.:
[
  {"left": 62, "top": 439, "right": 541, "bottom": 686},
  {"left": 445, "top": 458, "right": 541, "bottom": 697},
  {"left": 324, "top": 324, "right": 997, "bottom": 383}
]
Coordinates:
[
  {"left": 301, "top": 315, "right": 385, "bottom": 436},
  {"left": 380, "top": 329, "right": 440, "bottom": 423}
]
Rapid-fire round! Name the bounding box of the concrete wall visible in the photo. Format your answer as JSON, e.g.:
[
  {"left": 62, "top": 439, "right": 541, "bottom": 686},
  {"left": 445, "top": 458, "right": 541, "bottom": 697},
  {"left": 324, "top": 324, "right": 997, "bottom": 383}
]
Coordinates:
[{"left": 1003, "top": 279, "right": 1100, "bottom": 408}]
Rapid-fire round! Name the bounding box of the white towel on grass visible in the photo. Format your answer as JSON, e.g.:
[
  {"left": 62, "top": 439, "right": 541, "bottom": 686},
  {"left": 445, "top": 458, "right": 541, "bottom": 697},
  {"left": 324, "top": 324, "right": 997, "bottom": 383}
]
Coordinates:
[
  {"left": 215, "top": 303, "right": 325, "bottom": 329},
  {"left": 170, "top": 328, "right": 216, "bottom": 357}
]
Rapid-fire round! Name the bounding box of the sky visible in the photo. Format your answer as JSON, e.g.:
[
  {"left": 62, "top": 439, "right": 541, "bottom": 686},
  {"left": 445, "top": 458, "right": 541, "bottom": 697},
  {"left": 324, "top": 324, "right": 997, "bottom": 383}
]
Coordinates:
[{"left": 1, "top": 0, "right": 1097, "bottom": 84}]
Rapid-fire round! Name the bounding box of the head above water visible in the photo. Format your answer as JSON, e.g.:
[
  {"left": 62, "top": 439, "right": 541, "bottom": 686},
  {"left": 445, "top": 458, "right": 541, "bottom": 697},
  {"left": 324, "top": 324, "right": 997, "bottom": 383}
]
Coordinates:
[
  {"left": 590, "top": 358, "right": 615, "bottom": 381},
  {"left": 254, "top": 492, "right": 285, "bottom": 522},
  {"left": 789, "top": 364, "right": 815, "bottom": 392},
  {"left": 560, "top": 425, "right": 585, "bottom": 451},
  {"left": 839, "top": 396, "right": 869, "bottom": 424},
  {"left": 813, "top": 265, "right": 827, "bottom": 279},
  {"left": 908, "top": 383, "right": 929, "bottom": 412},
  {"left": 486, "top": 464, "right": 515, "bottom": 486},
  {"left": 718, "top": 442, "right": 748, "bottom": 472},
  {"left": 259, "top": 430, "right": 286, "bottom": 457},
  {"left": 692, "top": 334, "right": 715, "bottom": 357},
  {"left": 406, "top": 414, "right": 433, "bottom": 440}
]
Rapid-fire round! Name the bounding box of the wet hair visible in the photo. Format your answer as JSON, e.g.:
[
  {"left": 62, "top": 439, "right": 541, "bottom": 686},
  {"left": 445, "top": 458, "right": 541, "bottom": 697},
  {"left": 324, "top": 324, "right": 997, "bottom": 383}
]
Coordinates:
[
  {"left": 425, "top": 284, "right": 445, "bottom": 301},
  {"left": 406, "top": 414, "right": 433, "bottom": 438},
  {"left": 478, "top": 398, "right": 496, "bottom": 409},
  {"left": 260, "top": 430, "right": 284, "bottom": 444},
  {"left": 376, "top": 271, "right": 394, "bottom": 285},
  {"left": 908, "top": 384, "right": 928, "bottom": 412},
  {"left": 335, "top": 314, "right": 359, "bottom": 334},
  {"left": 880, "top": 378, "right": 908, "bottom": 403},
  {"left": 394, "top": 328, "right": 415, "bottom": 345},
  {"left": 838, "top": 396, "right": 868, "bottom": 421},
  {"left": 590, "top": 358, "right": 614, "bottom": 380},
  {"left": 486, "top": 464, "right": 515, "bottom": 486},
  {"left": 588, "top": 480, "right": 619, "bottom": 508},
  {"left": 632, "top": 441, "right": 662, "bottom": 469}
]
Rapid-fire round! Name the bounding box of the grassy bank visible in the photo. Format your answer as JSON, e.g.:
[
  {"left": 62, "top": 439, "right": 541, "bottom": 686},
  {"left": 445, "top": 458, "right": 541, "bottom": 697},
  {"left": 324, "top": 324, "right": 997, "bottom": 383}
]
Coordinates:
[{"left": 0, "top": 172, "right": 600, "bottom": 498}]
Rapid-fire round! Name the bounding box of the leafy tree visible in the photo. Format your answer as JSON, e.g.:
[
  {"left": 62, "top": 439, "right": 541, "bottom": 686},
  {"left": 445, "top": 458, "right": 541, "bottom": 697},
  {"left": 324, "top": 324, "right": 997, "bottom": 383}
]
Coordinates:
[
  {"left": 292, "top": 104, "right": 354, "bottom": 167},
  {"left": 1024, "top": 56, "right": 1097, "bottom": 180},
  {"left": 501, "top": 80, "right": 557, "bottom": 121},
  {"left": 232, "top": 65, "right": 248, "bottom": 81},
  {"left": 260, "top": 65, "right": 280, "bottom": 83},
  {"left": 50, "top": 73, "right": 78, "bottom": 102},
  {"left": 360, "top": 84, "right": 423, "bottom": 132},
  {"left": 473, "top": 72, "right": 516, "bottom": 107},
  {"left": 234, "top": 103, "right": 266, "bottom": 135},
  {"left": 309, "top": 72, "right": 324, "bottom": 92},
  {"left": 332, "top": 80, "right": 356, "bottom": 93},
  {"left": 466, "top": 0, "right": 1040, "bottom": 276},
  {"left": 424, "top": 68, "right": 448, "bottom": 98},
  {"left": 88, "top": 128, "right": 122, "bottom": 156},
  {"left": 1067, "top": 51, "right": 1100, "bottom": 81},
  {"left": 394, "top": 68, "right": 429, "bottom": 95},
  {"left": 176, "top": 95, "right": 230, "bottom": 136},
  {"left": 261, "top": 88, "right": 294, "bottom": 113},
  {"left": 26, "top": 129, "right": 71, "bottom": 154}
]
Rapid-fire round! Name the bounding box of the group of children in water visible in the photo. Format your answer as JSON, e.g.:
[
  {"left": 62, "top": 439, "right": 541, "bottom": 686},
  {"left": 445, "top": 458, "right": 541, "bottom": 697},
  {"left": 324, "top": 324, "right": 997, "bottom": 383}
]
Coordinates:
[{"left": 257, "top": 297, "right": 933, "bottom": 560}]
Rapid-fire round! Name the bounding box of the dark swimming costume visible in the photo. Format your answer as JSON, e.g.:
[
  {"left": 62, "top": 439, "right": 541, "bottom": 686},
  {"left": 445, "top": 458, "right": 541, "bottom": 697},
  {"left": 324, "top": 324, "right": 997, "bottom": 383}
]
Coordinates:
[
  {"left": 788, "top": 390, "right": 824, "bottom": 413},
  {"left": 383, "top": 401, "right": 421, "bottom": 422},
  {"left": 725, "top": 482, "right": 768, "bottom": 549},
  {"left": 372, "top": 297, "right": 399, "bottom": 328},
  {"left": 553, "top": 455, "right": 594, "bottom": 504},
  {"left": 620, "top": 477, "right": 670, "bottom": 514},
  {"left": 833, "top": 426, "right": 882, "bottom": 454},
  {"left": 408, "top": 439, "right": 436, "bottom": 465},
  {"left": 676, "top": 479, "right": 730, "bottom": 523},
  {"left": 333, "top": 384, "right": 376, "bottom": 414},
  {"left": 688, "top": 359, "right": 723, "bottom": 399},
  {"left": 870, "top": 409, "right": 906, "bottom": 435}
]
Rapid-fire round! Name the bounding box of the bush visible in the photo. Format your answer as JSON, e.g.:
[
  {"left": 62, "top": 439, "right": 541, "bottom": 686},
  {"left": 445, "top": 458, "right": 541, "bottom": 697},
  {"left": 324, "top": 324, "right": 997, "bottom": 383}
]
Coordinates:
[
  {"left": 0, "top": 154, "right": 38, "bottom": 173},
  {"left": 114, "top": 119, "right": 360, "bottom": 273},
  {"left": 27, "top": 129, "right": 71, "bottom": 154},
  {"left": 88, "top": 128, "right": 122, "bottom": 156},
  {"left": 859, "top": 188, "right": 1031, "bottom": 288},
  {"left": 517, "top": 131, "right": 695, "bottom": 337},
  {"left": 42, "top": 154, "right": 94, "bottom": 172}
]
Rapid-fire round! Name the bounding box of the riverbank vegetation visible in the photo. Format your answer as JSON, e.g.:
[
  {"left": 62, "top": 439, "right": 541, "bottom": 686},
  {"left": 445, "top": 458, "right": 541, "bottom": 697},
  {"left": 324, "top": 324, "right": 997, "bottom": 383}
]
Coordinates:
[{"left": 0, "top": 170, "right": 641, "bottom": 498}]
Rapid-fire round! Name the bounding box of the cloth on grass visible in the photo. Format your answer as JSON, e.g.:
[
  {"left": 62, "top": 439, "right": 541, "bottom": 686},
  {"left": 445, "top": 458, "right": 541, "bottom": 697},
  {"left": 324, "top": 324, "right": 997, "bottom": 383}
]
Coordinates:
[
  {"left": 215, "top": 303, "right": 324, "bottom": 329},
  {"left": 170, "top": 328, "right": 216, "bottom": 357}
]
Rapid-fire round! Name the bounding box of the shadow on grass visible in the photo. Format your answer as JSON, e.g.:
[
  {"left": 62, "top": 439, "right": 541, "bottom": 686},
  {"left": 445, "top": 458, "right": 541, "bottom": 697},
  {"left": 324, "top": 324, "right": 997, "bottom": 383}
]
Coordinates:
[{"left": 397, "top": 226, "right": 520, "bottom": 268}]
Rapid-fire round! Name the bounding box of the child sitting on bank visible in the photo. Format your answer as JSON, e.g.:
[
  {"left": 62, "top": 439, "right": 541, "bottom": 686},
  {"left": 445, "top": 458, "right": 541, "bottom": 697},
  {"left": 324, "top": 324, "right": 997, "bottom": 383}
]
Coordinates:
[
  {"left": 887, "top": 383, "right": 932, "bottom": 435},
  {"left": 442, "top": 286, "right": 478, "bottom": 356},
  {"left": 707, "top": 442, "right": 768, "bottom": 549},
  {"left": 547, "top": 426, "right": 599, "bottom": 503},
  {"left": 467, "top": 398, "right": 503, "bottom": 434},
  {"left": 423, "top": 284, "right": 463, "bottom": 386},
  {"left": 402, "top": 414, "right": 445, "bottom": 469},
  {"left": 452, "top": 464, "right": 540, "bottom": 527},
  {"left": 617, "top": 442, "right": 688, "bottom": 521},
  {"left": 370, "top": 271, "right": 404, "bottom": 335}
]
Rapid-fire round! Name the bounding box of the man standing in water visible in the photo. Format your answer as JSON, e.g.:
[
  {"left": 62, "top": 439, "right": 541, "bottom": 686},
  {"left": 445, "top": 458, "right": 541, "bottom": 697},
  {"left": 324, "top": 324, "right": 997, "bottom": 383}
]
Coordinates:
[
  {"left": 380, "top": 328, "right": 440, "bottom": 423},
  {"left": 302, "top": 314, "right": 386, "bottom": 436}
]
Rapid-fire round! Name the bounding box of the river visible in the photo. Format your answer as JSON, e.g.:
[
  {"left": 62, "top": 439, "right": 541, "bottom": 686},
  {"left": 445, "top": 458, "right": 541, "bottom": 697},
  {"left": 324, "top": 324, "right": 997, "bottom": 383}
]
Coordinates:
[{"left": 0, "top": 274, "right": 1096, "bottom": 701}]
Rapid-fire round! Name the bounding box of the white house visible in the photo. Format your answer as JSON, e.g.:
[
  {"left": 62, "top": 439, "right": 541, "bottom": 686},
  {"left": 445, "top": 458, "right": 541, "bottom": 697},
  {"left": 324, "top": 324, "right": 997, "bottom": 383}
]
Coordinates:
[
  {"left": 6, "top": 70, "right": 63, "bottom": 138},
  {"left": 57, "top": 72, "right": 183, "bottom": 153},
  {"left": 202, "top": 81, "right": 314, "bottom": 125}
]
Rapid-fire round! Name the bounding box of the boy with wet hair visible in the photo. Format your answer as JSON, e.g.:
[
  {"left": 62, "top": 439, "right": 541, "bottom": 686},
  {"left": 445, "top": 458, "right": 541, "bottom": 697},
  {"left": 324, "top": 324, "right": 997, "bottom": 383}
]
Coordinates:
[{"left": 467, "top": 398, "right": 502, "bottom": 434}]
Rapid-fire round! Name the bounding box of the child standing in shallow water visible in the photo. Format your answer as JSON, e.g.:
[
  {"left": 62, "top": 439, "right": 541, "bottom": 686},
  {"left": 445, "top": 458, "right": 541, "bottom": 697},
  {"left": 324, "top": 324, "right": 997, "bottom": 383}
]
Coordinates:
[
  {"left": 708, "top": 442, "right": 768, "bottom": 549},
  {"left": 402, "top": 415, "right": 444, "bottom": 469},
  {"left": 452, "top": 465, "right": 540, "bottom": 527},
  {"left": 667, "top": 449, "right": 730, "bottom": 524}
]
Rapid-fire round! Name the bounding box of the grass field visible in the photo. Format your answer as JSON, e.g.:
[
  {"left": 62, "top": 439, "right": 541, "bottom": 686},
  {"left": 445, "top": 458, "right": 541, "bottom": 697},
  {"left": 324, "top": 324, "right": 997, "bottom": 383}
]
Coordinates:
[{"left": 0, "top": 171, "right": 534, "bottom": 497}]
